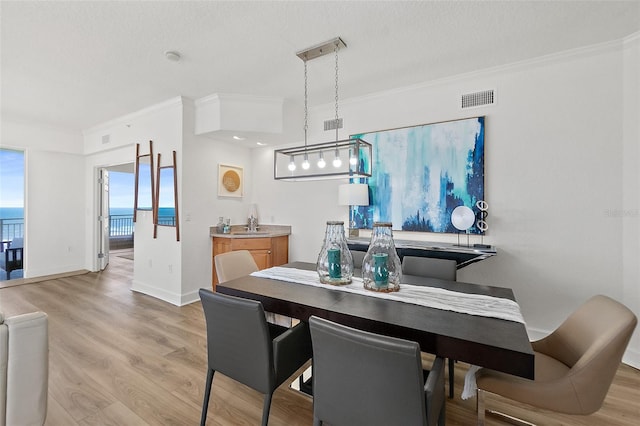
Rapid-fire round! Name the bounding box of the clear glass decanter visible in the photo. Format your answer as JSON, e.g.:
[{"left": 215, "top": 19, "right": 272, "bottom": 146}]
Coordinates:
[
  {"left": 362, "top": 222, "right": 401, "bottom": 292},
  {"left": 216, "top": 216, "right": 225, "bottom": 234},
  {"left": 316, "top": 221, "right": 354, "bottom": 285}
]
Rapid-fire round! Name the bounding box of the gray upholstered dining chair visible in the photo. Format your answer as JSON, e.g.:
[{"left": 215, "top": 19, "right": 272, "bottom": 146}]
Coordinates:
[
  {"left": 198, "top": 289, "right": 312, "bottom": 426},
  {"left": 401, "top": 255, "right": 458, "bottom": 398},
  {"left": 476, "top": 294, "right": 637, "bottom": 425},
  {"left": 401, "top": 256, "right": 457, "bottom": 281},
  {"left": 350, "top": 250, "right": 365, "bottom": 269},
  {"left": 309, "top": 315, "right": 446, "bottom": 426}
]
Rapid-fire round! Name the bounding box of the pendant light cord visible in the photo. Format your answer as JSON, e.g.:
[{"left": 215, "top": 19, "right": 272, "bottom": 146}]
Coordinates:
[
  {"left": 304, "top": 58, "right": 308, "bottom": 149},
  {"left": 334, "top": 42, "right": 340, "bottom": 142}
]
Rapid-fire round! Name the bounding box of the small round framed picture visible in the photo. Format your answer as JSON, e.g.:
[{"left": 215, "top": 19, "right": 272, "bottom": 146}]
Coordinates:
[{"left": 218, "top": 164, "right": 243, "bottom": 198}]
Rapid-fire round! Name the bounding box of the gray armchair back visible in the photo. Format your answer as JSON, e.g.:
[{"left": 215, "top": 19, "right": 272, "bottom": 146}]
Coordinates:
[
  {"left": 309, "top": 315, "right": 445, "bottom": 426},
  {"left": 199, "top": 289, "right": 311, "bottom": 426},
  {"left": 401, "top": 256, "right": 457, "bottom": 281}
]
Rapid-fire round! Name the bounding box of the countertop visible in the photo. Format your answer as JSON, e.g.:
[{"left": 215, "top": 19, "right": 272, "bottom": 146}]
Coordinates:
[
  {"left": 346, "top": 236, "right": 496, "bottom": 254},
  {"left": 210, "top": 224, "right": 291, "bottom": 239},
  {"left": 346, "top": 236, "right": 496, "bottom": 268}
]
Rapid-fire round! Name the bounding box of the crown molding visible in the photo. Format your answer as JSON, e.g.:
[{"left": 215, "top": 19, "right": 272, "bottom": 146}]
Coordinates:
[
  {"left": 624, "top": 30, "right": 640, "bottom": 45},
  {"left": 83, "top": 96, "right": 185, "bottom": 136},
  {"left": 335, "top": 37, "right": 629, "bottom": 109}
]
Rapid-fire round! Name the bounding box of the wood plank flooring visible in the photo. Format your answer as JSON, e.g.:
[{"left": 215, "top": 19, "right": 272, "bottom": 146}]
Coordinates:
[{"left": 0, "top": 253, "right": 638, "bottom": 425}]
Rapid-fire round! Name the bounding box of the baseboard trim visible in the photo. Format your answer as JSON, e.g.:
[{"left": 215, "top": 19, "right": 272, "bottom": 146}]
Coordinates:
[
  {"left": 0, "top": 270, "right": 90, "bottom": 288},
  {"left": 131, "top": 280, "right": 182, "bottom": 306}
]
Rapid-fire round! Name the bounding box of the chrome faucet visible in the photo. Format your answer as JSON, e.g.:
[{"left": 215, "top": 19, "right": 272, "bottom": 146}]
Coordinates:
[{"left": 247, "top": 204, "right": 259, "bottom": 232}]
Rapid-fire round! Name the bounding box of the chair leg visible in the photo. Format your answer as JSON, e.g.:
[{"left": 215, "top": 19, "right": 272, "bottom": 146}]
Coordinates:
[
  {"left": 200, "top": 369, "right": 215, "bottom": 426},
  {"left": 478, "top": 388, "right": 536, "bottom": 426},
  {"left": 448, "top": 358, "right": 455, "bottom": 398},
  {"left": 477, "top": 388, "right": 485, "bottom": 426},
  {"left": 261, "top": 391, "right": 273, "bottom": 426}
]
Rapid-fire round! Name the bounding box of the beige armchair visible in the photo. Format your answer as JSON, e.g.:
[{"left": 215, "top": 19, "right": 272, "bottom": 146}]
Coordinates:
[
  {"left": 476, "top": 295, "right": 637, "bottom": 425},
  {"left": 214, "top": 250, "right": 259, "bottom": 283},
  {"left": 0, "top": 311, "right": 49, "bottom": 426},
  {"left": 214, "top": 250, "right": 291, "bottom": 327}
]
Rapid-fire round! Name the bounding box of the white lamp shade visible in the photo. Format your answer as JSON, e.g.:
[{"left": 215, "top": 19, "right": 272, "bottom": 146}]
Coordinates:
[{"left": 338, "top": 183, "right": 369, "bottom": 206}]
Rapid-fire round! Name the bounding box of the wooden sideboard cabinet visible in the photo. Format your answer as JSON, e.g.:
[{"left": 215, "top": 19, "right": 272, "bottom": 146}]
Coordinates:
[{"left": 212, "top": 235, "right": 289, "bottom": 289}]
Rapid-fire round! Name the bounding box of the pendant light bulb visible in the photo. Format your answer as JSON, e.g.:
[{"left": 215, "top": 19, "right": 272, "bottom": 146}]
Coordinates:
[
  {"left": 349, "top": 151, "right": 358, "bottom": 166},
  {"left": 332, "top": 148, "right": 342, "bottom": 168},
  {"left": 288, "top": 156, "right": 296, "bottom": 171},
  {"left": 317, "top": 151, "right": 326, "bottom": 168},
  {"left": 302, "top": 153, "right": 310, "bottom": 170}
]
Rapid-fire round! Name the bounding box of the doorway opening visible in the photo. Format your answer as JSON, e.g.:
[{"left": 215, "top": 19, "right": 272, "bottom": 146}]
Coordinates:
[{"left": 99, "top": 163, "right": 135, "bottom": 270}]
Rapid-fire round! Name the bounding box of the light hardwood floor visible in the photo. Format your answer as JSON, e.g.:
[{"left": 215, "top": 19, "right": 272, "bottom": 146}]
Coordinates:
[{"left": 0, "top": 254, "right": 638, "bottom": 425}]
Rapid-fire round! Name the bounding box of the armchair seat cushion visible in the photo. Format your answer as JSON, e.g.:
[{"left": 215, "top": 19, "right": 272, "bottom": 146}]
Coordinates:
[
  {"left": 477, "top": 295, "right": 637, "bottom": 417},
  {"left": 479, "top": 351, "right": 570, "bottom": 393},
  {"left": 477, "top": 351, "right": 581, "bottom": 413}
]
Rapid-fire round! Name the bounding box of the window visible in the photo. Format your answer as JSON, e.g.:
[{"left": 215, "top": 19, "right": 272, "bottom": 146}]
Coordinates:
[{"left": 0, "top": 148, "right": 25, "bottom": 280}]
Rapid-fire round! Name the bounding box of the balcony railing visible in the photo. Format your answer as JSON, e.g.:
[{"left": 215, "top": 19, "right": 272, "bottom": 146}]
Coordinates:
[
  {"left": 110, "top": 214, "right": 175, "bottom": 232},
  {"left": 0, "top": 218, "right": 23, "bottom": 251},
  {"left": 0, "top": 215, "right": 176, "bottom": 251},
  {"left": 110, "top": 214, "right": 134, "bottom": 236}
]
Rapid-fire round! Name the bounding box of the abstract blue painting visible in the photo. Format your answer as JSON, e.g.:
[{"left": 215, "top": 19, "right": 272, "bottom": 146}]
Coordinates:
[{"left": 350, "top": 116, "right": 485, "bottom": 234}]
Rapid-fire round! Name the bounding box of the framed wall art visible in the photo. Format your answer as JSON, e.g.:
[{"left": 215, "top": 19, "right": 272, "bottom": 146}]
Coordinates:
[
  {"left": 218, "top": 164, "right": 244, "bottom": 198},
  {"left": 350, "top": 116, "right": 485, "bottom": 234}
]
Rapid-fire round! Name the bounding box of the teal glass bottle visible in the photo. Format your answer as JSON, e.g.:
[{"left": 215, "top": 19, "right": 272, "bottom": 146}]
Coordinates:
[
  {"left": 362, "top": 222, "right": 401, "bottom": 292},
  {"left": 317, "top": 221, "right": 353, "bottom": 285}
]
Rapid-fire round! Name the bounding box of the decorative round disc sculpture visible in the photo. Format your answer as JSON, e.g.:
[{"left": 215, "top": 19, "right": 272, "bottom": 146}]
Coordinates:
[
  {"left": 222, "top": 170, "right": 241, "bottom": 192},
  {"left": 451, "top": 206, "right": 475, "bottom": 231}
]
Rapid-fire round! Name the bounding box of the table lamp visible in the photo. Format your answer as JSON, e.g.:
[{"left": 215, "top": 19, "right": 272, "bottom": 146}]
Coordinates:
[{"left": 338, "top": 183, "right": 369, "bottom": 237}]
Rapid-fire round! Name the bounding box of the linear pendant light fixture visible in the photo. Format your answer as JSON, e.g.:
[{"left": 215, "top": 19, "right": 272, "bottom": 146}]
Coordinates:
[{"left": 274, "top": 37, "right": 372, "bottom": 181}]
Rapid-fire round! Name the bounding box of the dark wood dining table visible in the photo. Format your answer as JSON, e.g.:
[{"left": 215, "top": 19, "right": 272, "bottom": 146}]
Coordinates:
[{"left": 215, "top": 261, "right": 534, "bottom": 379}]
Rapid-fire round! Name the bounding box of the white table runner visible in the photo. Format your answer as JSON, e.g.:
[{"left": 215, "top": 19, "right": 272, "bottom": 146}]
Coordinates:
[{"left": 251, "top": 267, "right": 525, "bottom": 324}]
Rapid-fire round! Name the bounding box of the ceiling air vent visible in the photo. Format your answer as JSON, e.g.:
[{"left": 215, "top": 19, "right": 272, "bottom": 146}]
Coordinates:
[{"left": 460, "top": 89, "right": 495, "bottom": 109}]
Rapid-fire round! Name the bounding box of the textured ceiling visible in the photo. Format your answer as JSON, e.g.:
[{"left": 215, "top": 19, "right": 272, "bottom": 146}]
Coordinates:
[{"left": 1, "top": 1, "right": 639, "bottom": 134}]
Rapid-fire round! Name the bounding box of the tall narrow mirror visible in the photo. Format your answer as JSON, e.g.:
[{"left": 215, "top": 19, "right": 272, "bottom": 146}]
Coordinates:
[
  {"left": 154, "top": 151, "right": 180, "bottom": 241},
  {"left": 134, "top": 140, "right": 154, "bottom": 222}
]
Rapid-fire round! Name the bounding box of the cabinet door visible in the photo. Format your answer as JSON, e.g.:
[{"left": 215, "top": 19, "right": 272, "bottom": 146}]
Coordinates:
[
  {"left": 251, "top": 249, "right": 272, "bottom": 270},
  {"left": 212, "top": 238, "right": 233, "bottom": 287},
  {"left": 270, "top": 235, "right": 289, "bottom": 266}
]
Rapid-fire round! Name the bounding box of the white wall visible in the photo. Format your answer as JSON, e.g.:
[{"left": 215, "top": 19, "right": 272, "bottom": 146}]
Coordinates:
[
  {"left": 83, "top": 97, "right": 254, "bottom": 306},
  {"left": 83, "top": 98, "right": 184, "bottom": 304},
  {"left": 622, "top": 33, "right": 640, "bottom": 365},
  {"left": 181, "top": 99, "right": 254, "bottom": 304},
  {"left": 1, "top": 118, "right": 86, "bottom": 278},
  {"left": 252, "top": 39, "right": 640, "bottom": 366},
  {"left": 26, "top": 150, "right": 85, "bottom": 276}
]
